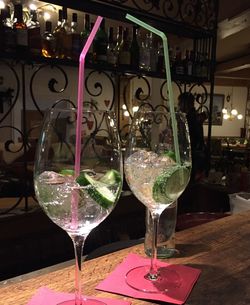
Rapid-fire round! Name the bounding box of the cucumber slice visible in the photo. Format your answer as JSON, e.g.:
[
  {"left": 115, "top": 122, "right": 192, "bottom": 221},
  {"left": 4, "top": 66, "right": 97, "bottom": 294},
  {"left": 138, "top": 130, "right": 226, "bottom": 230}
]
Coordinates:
[
  {"left": 99, "top": 169, "right": 121, "bottom": 185},
  {"left": 153, "top": 166, "right": 190, "bottom": 203},
  {"left": 59, "top": 169, "right": 74, "bottom": 176},
  {"left": 76, "top": 172, "right": 120, "bottom": 209},
  {"left": 164, "top": 150, "right": 176, "bottom": 162}
]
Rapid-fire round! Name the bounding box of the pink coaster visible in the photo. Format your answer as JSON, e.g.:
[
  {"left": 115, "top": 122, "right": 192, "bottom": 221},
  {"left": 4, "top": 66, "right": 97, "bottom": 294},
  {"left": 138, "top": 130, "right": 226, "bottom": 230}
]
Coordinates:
[
  {"left": 26, "top": 286, "right": 131, "bottom": 305},
  {"left": 96, "top": 253, "right": 201, "bottom": 304}
]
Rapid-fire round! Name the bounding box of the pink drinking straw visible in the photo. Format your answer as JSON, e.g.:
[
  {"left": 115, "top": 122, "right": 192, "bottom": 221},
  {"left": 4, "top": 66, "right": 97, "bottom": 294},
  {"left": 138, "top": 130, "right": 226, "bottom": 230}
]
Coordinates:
[
  {"left": 74, "top": 16, "right": 103, "bottom": 176},
  {"left": 72, "top": 16, "right": 103, "bottom": 230}
]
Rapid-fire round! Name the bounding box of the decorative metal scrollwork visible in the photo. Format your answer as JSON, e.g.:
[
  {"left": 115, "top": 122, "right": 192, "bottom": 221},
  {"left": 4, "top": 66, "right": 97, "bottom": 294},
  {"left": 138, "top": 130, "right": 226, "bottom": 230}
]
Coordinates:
[
  {"left": 122, "top": 75, "right": 151, "bottom": 119},
  {"left": 0, "top": 125, "right": 32, "bottom": 215},
  {"left": 95, "top": 0, "right": 217, "bottom": 31},
  {"left": 85, "top": 70, "right": 115, "bottom": 110},
  {"left": 0, "top": 60, "right": 20, "bottom": 124},
  {"left": 29, "top": 64, "right": 69, "bottom": 114}
]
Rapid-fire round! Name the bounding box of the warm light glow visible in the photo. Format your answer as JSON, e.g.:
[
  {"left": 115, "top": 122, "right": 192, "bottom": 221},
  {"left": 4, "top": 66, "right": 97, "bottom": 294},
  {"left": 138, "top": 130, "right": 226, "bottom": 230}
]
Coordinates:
[
  {"left": 43, "top": 11, "right": 51, "bottom": 21},
  {"left": 222, "top": 108, "right": 227, "bottom": 114},
  {"left": 29, "top": 3, "right": 37, "bottom": 11},
  {"left": 223, "top": 113, "right": 230, "bottom": 120},
  {"left": 122, "top": 104, "right": 127, "bottom": 110},
  {"left": 231, "top": 109, "right": 238, "bottom": 116},
  {"left": 237, "top": 114, "right": 243, "bottom": 120},
  {"left": 124, "top": 110, "right": 130, "bottom": 117},
  {"left": 110, "top": 119, "right": 115, "bottom": 127},
  {"left": 132, "top": 106, "right": 139, "bottom": 113},
  {"left": 0, "top": 1, "right": 5, "bottom": 9}
]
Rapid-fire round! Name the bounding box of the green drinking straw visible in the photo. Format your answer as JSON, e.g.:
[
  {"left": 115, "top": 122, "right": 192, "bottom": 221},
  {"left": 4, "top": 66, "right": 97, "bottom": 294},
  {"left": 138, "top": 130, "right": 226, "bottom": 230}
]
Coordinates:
[{"left": 125, "top": 14, "right": 181, "bottom": 165}]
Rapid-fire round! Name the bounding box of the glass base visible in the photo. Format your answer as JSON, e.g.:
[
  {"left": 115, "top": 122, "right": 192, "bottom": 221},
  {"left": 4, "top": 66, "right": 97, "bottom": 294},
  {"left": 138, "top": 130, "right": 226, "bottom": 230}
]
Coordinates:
[
  {"left": 58, "top": 298, "right": 106, "bottom": 305},
  {"left": 125, "top": 265, "right": 182, "bottom": 293},
  {"left": 145, "top": 247, "right": 179, "bottom": 259}
]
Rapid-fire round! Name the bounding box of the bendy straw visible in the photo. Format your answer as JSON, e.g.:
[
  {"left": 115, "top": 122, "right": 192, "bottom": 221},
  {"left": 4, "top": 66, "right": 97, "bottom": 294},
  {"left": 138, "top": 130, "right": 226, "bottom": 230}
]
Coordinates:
[{"left": 125, "top": 14, "right": 181, "bottom": 164}]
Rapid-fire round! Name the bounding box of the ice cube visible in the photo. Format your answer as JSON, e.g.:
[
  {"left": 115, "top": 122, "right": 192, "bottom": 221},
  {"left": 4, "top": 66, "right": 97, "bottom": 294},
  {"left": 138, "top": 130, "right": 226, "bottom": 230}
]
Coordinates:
[{"left": 39, "top": 171, "right": 66, "bottom": 185}]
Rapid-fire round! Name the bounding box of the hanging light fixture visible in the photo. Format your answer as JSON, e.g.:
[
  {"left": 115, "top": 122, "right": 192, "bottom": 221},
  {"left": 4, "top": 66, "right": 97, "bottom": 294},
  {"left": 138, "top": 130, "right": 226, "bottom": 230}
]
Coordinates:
[{"left": 222, "top": 91, "right": 243, "bottom": 121}]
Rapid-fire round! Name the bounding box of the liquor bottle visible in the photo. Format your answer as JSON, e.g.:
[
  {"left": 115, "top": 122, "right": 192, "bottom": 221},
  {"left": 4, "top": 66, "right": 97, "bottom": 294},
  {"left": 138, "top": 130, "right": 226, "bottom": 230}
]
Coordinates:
[
  {"left": 27, "top": 9, "right": 41, "bottom": 56},
  {"left": 194, "top": 51, "right": 201, "bottom": 77},
  {"left": 118, "top": 27, "right": 131, "bottom": 68},
  {"left": 81, "top": 14, "right": 90, "bottom": 47},
  {"left": 53, "top": 9, "right": 62, "bottom": 58},
  {"left": 149, "top": 33, "right": 157, "bottom": 72},
  {"left": 56, "top": 9, "right": 63, "bottom": 28},
  {"left": 1, "top": 5, "right": 15, "bottom": 53},
  {"left": 80, "top": 14, "right": 91, "bottom": 61},
  {"left": 93, "top": 19, "right": 108, "bottom": 64},
  {"left": 53, "top": 7, "right": 71, "bottom": 59},
  {"left": 201, "top": 52, "right": 208, "bottom": 78},
  {"left": 130, "top": 26, "right": 140, "bottom": 70},
  {"left": 114, "top": 26, "right": 123, "bottom": 63},
  {"left": 203, "top": 52, "right": 209, "bottom": 79},
  {"left": 70, "top": 13, "right": 81, "bottom": 60},
  {"left": 139, "top": 32, "right": 151, "bottom": 71},
  {"left": 186, "top": 51, "right": 194, "bottom": 76},
  {"left": 107, "top": 26, "right": 117, "bottom": 67},
  {"left": 169, "top": 47, "right": 175, "bottom": 73},
  {"left": 157, "top": 41, "right": 164, "bottom": 74},
  {"left": 174, "top": 46, "right": 184, "bottom": 75},
  {"left": 13, "top": 3, "right": 28, "bottom": 54},
  {"left": 41, "top": 21, "right": 56, "bottom": 58}
]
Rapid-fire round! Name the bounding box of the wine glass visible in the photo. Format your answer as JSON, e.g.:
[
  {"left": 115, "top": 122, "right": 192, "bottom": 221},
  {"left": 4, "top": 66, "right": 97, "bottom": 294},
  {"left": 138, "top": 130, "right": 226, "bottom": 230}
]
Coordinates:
[
  {"left": 124, "top": 110, "right": 191, "bottom": 293},
  {"left": 34, "top": 107, "right": 123, "bottom": 305}
]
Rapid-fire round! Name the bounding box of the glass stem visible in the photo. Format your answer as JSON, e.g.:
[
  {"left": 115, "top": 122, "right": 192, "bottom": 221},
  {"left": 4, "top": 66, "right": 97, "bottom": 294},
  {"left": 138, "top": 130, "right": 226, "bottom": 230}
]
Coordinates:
[
  {"left": 72, "top": 235, "right": 85, "bottom": 305},
  {"left": 148, "top": 212, "right": 160, "bottom": 280}
]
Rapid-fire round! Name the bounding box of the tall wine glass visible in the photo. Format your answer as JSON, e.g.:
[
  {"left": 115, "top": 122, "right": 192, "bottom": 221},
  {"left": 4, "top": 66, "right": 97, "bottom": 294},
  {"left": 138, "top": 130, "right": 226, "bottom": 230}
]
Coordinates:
[
  {"left": 124, "top": 110, "right": 191, "bottom": 292},
  {"left": 34, "top": 107, "right": 123, "bottom": 305}
]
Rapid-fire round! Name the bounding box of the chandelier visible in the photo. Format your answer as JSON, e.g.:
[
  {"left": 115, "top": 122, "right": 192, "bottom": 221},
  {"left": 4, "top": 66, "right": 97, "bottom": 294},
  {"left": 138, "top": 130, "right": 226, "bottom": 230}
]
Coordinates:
[{"left": 222, "top": 92, "right": 243, "bottom": 120}]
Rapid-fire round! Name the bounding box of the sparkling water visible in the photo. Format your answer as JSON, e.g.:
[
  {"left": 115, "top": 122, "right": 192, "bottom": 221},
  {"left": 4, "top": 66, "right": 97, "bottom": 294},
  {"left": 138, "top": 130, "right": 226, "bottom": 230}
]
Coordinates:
[
  {"left": 125, "top": 150, "right": 190, "bottom": 212},
  {"left": 34, "top": 171, "right": 120, "bottom": 236}
]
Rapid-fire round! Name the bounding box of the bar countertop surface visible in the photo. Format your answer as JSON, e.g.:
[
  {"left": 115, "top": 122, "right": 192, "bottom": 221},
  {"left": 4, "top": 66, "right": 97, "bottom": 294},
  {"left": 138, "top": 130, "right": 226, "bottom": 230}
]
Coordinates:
[{"left": 0, "top": 210, "right": 249, "bottom": 305}]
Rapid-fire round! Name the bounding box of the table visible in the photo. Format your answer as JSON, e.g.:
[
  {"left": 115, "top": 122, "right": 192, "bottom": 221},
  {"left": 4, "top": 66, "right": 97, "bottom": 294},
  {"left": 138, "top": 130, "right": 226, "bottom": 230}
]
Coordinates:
[{"left": 0, "top": 211, "right": 249, "bottom": 305}]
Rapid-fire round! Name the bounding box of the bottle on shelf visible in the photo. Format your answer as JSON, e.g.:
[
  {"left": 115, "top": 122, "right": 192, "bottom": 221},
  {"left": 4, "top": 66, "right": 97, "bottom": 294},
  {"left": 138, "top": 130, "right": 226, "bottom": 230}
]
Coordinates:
[
  {"left": 41, "top": 21, "right": 56, "bottom": 58},
  {"left": 201, "top": 52, "right": 209, "bottom": 78},
  {"left": 130, "top": 26, "right": 140, "bottom": 70},
  {"left": 107, "top": 26, "right": 117, "bottom": 67},
  {"left": 118, "top": 27, "right": 131, "bottom": 68},
  {"left": 157, "top": 41, "right": 164, "bottom": 74},
  {"left": 80, "top": 14, "right": 91, "bottom": 62},
  {"left": 27, "top": 9, "right": 41, "bottom": 56},
  {"left": 139, "top": 32, "right": 151, "bottom": 71},
  {"left": 114, "top": 26, "right": 123, "bottom": 63},
  {"left": 93, "top": 19, "right": 108, "bottom": 64},
  {"left": 203, "top": 52, "right": 209, "bottom": 79},
  {"left": 13, "top": 3, "right": 28, "bottom": 54},
  {"left": 194, "top": 51, "right": 201, "bottom": 77},
  {"left": 53, "top": 7, "right": 71, "bottom": 59},
  {"left": 70, "top": 13, "right": 81, "bottom": 60},
  {"left": 81, "top": 14, "right": 90, "bottom": 46},
  {"left": 1, "top": 5, "right": 15, "bottom": 53},
  {"left": 174, "top": 46, "right": 184, "bottom": 75},
  {"left": 185, "top": 50, "right": 193, "bottom": 76},
  {"left": 149, "top": 33, "right": 157, "bottom": 72},
  {"left": 55, "top": 9, "right": 63, "bottom": 28}
]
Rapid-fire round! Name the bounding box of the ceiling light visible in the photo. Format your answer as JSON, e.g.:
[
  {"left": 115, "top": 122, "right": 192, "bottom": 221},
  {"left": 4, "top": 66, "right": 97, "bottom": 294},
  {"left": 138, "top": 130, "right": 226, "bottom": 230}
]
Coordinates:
[{"left": 0, "top": 1, "right": 5, "bottom": 9}]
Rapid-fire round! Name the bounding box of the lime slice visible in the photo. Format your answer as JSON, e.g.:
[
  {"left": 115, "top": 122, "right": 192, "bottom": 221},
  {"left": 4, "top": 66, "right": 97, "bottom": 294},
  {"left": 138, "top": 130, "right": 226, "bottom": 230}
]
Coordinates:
[
  {"left": 153, "top": 166, "right": 189, "bottom": 203},
  {"left": 59, "top": 169, "right": 74, "bottom": 176},
  {"left": 76, "top": 171, "right": 121, "bottom": 209}
]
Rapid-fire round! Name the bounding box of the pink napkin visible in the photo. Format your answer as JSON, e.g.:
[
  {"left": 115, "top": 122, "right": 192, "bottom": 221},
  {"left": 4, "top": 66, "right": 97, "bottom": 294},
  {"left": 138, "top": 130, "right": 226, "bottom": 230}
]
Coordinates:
[
  {"left": 96, "top": 253, "right": 201, "bottom": 304},
  {"left": 26, "top": 286, "right": 131, "bottom": 305}
]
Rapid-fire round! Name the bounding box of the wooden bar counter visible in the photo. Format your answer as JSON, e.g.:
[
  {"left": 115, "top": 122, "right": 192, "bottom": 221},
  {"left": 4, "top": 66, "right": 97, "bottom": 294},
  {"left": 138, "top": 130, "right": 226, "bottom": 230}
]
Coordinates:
[{"left": 0, "top": 211, "right": 249, "bottom": 305}]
